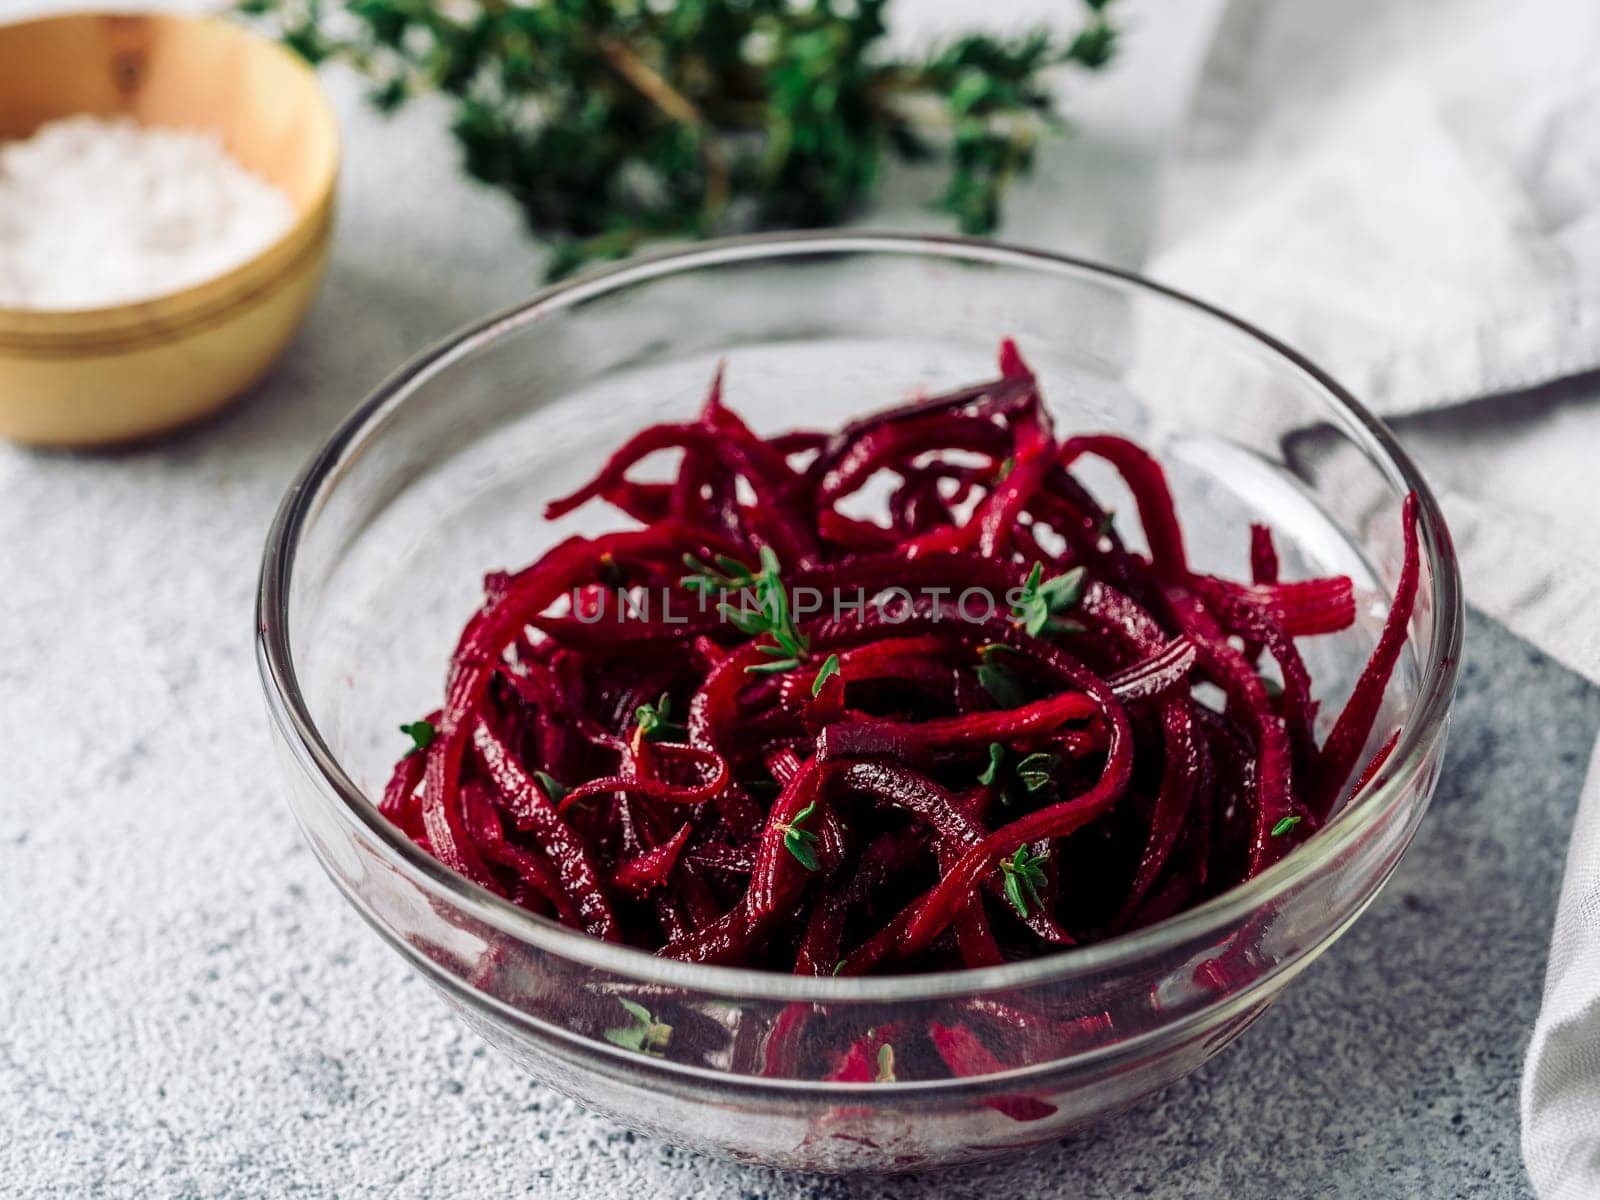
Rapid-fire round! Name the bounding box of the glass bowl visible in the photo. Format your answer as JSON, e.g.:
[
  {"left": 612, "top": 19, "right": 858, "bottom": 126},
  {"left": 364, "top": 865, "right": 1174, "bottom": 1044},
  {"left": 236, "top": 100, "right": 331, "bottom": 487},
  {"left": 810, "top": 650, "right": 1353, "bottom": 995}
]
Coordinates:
[{"left": 257, "top": 233, "right": 1461, "bottom": 1173}]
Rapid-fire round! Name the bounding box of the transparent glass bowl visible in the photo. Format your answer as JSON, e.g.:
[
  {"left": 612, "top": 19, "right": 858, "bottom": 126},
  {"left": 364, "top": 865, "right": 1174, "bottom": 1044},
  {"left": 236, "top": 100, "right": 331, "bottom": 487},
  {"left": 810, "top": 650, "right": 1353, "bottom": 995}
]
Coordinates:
[{"left": 257, "top": 234, "right": 1462, "bottom": 1172}]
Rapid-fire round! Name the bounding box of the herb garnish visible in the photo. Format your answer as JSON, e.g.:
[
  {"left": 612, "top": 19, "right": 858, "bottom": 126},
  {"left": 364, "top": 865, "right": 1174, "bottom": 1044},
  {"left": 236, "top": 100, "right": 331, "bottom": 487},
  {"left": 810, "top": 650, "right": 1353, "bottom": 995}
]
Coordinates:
[
  {"left": 683, "top": 548, "right": 812, "bottom": 673},
  {"left": 811, "top": 653, "right": 841, "bottom": 697},
  {"left": 979, "top": 743, "right": 1056, "bottom": 801},
  {"left": 241, "top": 0, "right": 1120, "bottom": 276},
  {"left": 680, "top": 552, "right": 758, "bottom": 596},
  {"left": 1014, "top": 751, "right": 1059, "bottom": 794},
  {"left": 603, "top": 998, "right": 673, "bottom": 1057},
  {"left": 399, "top": 719, "right": 435, "bottom": 756},
  {"left": 999, "top": 845, "right": 1049, "bottom": 919},
  {"left": 779, "top": 799, "right": 820, "bottom": 871},
  {"left": 721, "top": 547, "right": 812, "bottom": 674},
  {"left": 976, "top": 644, "right": 1027, "bottom": 708},
  {"left": 978, "top": 742, "right": 1007, "bottom": 787},
  {"left": 1013, "top": 562, "right": 1087, "bottom": 637},
  {"left": 533, "top": 770, "right": 570, "bottom": 805},
  {"left": 634, "top": 693, "right": 686, "bottom": 742},
  {"left": 875, "top": 1043, "right": 897, "bottom": 1084}
]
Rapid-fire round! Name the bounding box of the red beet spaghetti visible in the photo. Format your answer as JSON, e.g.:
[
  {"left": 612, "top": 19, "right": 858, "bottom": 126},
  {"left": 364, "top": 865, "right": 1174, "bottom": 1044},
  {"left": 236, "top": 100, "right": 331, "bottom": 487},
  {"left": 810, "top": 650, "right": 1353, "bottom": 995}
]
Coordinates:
[{"left": 381, "top": 341, "right": 1420, "bottom": 976}]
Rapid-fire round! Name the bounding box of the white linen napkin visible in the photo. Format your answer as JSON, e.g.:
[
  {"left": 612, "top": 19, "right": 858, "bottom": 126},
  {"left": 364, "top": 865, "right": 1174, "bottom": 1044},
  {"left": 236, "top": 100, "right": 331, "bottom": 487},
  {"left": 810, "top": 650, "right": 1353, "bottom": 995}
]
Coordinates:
[{"left": 1148, "top": 1, "right": 1600, "bottom": 1195}]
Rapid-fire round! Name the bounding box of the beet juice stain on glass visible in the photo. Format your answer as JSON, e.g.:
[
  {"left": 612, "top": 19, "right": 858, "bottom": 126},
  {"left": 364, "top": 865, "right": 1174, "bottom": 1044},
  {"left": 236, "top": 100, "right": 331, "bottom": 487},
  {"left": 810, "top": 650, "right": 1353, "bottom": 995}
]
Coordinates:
[{"left": 259, "top": 235, "right": 1460, "bottom": 1170}]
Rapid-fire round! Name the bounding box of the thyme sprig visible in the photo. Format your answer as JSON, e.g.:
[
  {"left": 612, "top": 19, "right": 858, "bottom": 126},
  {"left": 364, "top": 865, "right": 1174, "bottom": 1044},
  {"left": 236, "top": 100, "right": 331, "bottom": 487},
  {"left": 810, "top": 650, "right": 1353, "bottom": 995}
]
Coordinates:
[
  {"left": 715, "top": 548, "right": 812, "bottom": 674},
  {"left": 634, "top": 693, "right": 687, "bottom": 742},
  {"left": 779, "top": 798, "right": 820, "bottom": 871},
  {"left": 603, "top": 998, "right": 673, "bottom": 1057},
  {"left": 999, "top": 845, "right": 1049, "bottom": 919},
  {"left": 681, "top": 552, "right": 759, "bottom": 595},
  {"left": 1013, "top": 562, "right": 1087, "bottom": 637},
  {"left": 1014, "top": 751, "right": 1059, "bottom": 794},
  {"left": 239, "top": 0, "right": 1119, "bottom": 276},
  {"left": 978, "top": 743, "right": 1058, "bottom": 807},
  {"left": 683, "top": 549, "right": 812, "bottom": 672},
  {"left": 532, "top": 770, "right": 570, "bottom": 805}
]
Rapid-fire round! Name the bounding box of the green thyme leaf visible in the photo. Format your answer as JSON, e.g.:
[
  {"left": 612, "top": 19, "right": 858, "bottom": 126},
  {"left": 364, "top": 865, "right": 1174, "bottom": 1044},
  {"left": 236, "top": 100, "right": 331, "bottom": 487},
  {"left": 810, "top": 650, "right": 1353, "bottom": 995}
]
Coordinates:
[
  {"left": 978, "top": 660, "right": 1027, "bottom": 709},
  {"left": 719, "top": 602, "right": 772, "bottom": 638},
  {"left": 603, "top": 1024, "right": 646, "bottom": 1053},
  {"left": 618, "top": 999, "right": 652, "bottom": 1024},
  {"left": 875, "top": 1043, "right": 897, "bottom": 1083},
  {"left": 978, "top": 742, "right": 1006, "bottom": 787},
  {"left": 999, "top": 845, "right": 1049, "bottom": 918},
  {"left": 634, "top": 693, "right": 686, "bottom": 742},
  {"left": 1015, "top": 751, "right": 1059, "bottom": 793},
  {"left": 682, "top": 552, "right": 758, "bottom": 595},
  {"left": 780, "top": 799, "right": 820, "bottom": 871},
  {"left": 811, "top": 653, "right": 841, "bottom": 697},
  {"left": 1022, "top": 598, "right": 1050, "bottom": 637},
  {"left": 1014, "top": 563, "right": 1087, "bottom": 637},
  {"left": 532, "top": 771, "right": 569, "bottom": 805},
  {"left": 399, "top": 719, "right": 435, "bottom": 756},
  {"left": 1003, "top": 871, "right": 1028, "bottom": 919},
  {"left": 604, "top": 998, "right": 672, "bottom": 1057},
  {"left": 1020, "top": 561, "right": 1044, "bottom": 597},
  {"left": 783, "top": 828, "right": 820, "bottom": 871},
  {"left": 1037, "top": 566, "right": 1087, "bottom": 610},
  {"left": 748, "top": 657, "right": 803, "bottom": 675}
]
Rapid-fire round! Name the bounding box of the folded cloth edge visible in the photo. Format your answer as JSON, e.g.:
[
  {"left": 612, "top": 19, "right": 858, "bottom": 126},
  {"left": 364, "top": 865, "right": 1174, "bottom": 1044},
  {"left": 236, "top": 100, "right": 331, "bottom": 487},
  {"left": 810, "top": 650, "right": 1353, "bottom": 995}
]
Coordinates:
[{"left": 1522, "top": 749, "right": 1600, "bottom": 1200}]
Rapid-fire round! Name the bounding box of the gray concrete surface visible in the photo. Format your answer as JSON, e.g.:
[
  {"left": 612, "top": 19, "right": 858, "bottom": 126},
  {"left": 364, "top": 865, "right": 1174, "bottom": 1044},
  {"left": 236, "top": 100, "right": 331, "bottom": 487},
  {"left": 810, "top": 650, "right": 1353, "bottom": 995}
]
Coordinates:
[{"left": 4, "top": 12, "right": 1592, "bottom": 1194}]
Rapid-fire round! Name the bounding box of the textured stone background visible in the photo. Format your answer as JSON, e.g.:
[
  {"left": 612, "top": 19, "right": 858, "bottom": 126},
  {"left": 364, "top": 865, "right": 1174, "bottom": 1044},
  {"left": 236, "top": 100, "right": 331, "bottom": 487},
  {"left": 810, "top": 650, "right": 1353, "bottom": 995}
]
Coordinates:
[{"left": 4, "top": 4, "right": 1593, "bottom": 1196}]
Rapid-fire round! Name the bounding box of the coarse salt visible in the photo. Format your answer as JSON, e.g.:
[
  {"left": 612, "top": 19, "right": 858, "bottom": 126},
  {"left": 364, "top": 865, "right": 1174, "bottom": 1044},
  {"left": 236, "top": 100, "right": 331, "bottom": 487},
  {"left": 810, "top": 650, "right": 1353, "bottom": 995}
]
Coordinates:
[{"left": 0, "top": 115, "right": 296, "bottom": 310}]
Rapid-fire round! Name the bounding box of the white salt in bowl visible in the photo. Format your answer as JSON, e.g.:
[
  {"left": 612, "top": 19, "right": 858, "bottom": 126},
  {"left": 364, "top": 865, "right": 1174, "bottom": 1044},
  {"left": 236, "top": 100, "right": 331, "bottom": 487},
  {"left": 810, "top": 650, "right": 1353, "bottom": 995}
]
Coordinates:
[{"left": 0, "top": 11, "right": 339, "bottom": 446}]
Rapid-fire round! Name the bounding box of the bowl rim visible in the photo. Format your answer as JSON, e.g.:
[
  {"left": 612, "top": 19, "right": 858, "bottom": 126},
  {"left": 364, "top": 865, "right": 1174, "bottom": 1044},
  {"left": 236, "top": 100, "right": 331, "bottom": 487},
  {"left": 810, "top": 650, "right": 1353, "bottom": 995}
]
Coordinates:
[
  {"left": 0, "top": 10, "right": 340, "bottom": 338},
  {"left": 257, "top": 230, "right": 1464, "bottom": 1005}
]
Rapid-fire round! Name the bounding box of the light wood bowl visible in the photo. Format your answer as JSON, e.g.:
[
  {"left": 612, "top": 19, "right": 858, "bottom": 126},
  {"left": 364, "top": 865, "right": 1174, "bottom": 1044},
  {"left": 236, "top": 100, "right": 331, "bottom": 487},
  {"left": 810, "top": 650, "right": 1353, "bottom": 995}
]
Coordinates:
[{"left": 0, "top": 11, "right": 339, "bottom": 446}]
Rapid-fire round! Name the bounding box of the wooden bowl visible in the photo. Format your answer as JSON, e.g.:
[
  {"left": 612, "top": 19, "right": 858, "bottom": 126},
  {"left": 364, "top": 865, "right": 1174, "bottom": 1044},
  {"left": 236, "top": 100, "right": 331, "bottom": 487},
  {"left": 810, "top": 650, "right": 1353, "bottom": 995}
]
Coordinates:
[{"left": 0, "top": 11, "right": 339, "bottom": 446}]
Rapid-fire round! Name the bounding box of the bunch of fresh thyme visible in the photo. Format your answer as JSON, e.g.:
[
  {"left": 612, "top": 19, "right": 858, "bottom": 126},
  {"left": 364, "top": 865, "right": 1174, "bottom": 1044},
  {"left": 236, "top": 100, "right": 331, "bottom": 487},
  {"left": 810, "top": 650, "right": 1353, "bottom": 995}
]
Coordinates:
[{"left": 237, "top": 0, "right": 1119, "bottom": 276}]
